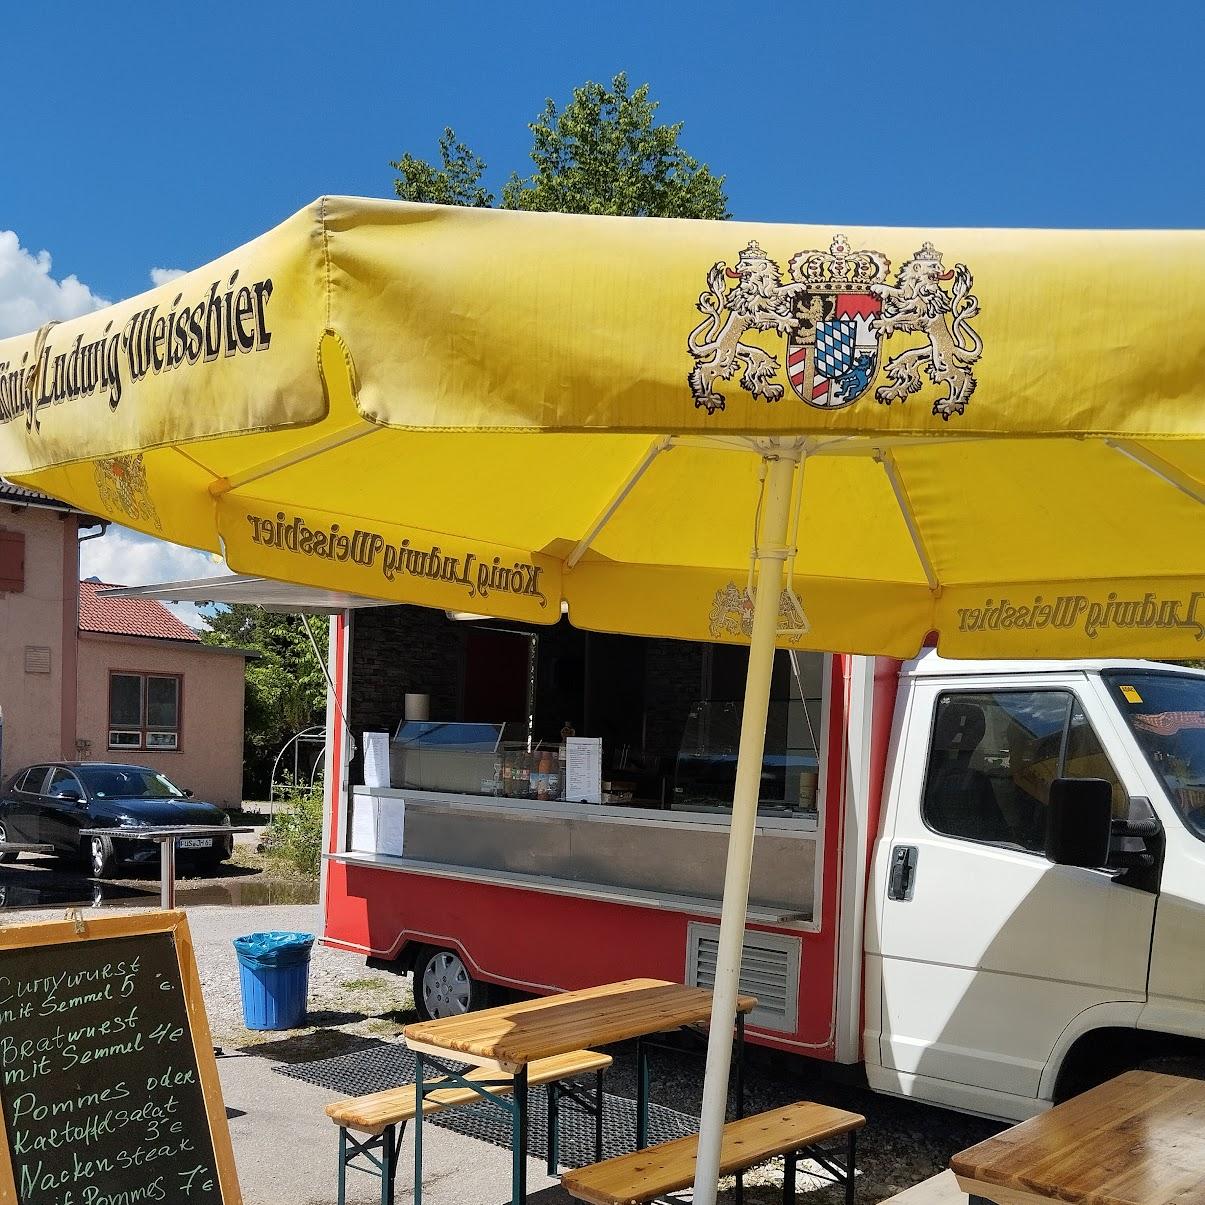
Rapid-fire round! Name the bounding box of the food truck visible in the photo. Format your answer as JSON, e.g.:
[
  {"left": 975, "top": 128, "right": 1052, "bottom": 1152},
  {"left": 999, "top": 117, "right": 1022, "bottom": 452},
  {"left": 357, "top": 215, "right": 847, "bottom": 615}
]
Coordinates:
[{"left": 316, "top": 601, "right": 1205, "bottom": 1123}]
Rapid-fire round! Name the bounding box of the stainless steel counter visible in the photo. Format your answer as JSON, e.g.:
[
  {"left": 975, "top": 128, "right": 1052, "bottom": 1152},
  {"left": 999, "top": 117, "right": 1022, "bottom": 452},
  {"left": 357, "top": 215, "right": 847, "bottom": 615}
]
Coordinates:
[{"left": 346, "top": 786, "right": 818, "bottom": 918}]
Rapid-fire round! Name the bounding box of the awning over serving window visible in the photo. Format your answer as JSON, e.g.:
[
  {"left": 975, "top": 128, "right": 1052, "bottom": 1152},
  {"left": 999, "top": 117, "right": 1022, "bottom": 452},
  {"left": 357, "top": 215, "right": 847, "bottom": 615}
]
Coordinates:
[{"left": 99, "top": 575, "right": 387, "bottom": 616}]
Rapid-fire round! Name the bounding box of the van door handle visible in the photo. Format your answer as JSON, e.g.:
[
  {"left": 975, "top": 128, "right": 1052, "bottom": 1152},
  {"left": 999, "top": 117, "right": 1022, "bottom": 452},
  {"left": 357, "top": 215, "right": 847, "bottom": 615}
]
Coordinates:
[{"left": 887, "top": 844, "right": 918, "bottom": 901}]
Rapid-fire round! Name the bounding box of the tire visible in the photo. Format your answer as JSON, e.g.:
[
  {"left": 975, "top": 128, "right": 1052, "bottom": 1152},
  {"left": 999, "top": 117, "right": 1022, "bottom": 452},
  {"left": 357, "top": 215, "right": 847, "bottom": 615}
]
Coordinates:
[
  {"left": 87, "top": 834, "right": 118, "bottom": 880},
  {"left": 0, "top": 821, "right": 19, "bottom": 863},
  {"left": 413, "top": 946, "right": 489, "bottom": 1021}
]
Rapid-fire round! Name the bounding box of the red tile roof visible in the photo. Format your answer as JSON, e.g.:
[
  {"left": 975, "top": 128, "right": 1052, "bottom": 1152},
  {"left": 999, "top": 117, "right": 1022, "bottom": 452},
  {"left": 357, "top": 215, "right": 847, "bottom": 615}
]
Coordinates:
[{"left": 79, "top": 581, "right": 201, "bottom": 642}]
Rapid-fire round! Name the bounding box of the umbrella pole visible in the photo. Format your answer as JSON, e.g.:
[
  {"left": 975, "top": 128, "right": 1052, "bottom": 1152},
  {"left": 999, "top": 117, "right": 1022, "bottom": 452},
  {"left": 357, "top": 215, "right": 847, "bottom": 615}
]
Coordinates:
[{"left": 692, "top": 446, "right": 801, "bottom": 1205}]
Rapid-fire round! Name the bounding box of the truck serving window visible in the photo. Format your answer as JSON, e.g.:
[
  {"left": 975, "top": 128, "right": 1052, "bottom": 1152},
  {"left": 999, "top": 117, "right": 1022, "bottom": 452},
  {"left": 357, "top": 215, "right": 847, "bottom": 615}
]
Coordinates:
[
  {"left": 922, "top": 690, "right": 1125, "bottom": 853},
  {"left": 1103, "top": 669, "right": 1205, "bottom": 843}
]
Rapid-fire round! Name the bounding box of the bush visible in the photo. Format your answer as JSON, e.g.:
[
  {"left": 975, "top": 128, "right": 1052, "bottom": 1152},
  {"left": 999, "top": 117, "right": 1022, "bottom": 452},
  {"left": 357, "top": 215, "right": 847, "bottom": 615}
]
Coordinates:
[{"left": 266, "top": 780, "right": 324, "bottom": 877}]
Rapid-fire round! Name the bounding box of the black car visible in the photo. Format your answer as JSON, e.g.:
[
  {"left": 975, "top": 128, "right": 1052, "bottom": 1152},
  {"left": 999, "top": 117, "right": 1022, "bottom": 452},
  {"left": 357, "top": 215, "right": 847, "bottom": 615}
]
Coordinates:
[{"left": 0, "top": 762, "right": 233, "bottom": 878}]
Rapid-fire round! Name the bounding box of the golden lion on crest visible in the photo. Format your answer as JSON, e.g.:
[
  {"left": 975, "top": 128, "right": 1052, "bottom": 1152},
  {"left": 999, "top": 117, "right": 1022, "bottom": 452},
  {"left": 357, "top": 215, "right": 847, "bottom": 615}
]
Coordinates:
[
  {"left": 871, "top": 242, "right": 983, "bottom": 420},
  {"left": 686, "top": 236, "right": 983, "bottom": 420}
]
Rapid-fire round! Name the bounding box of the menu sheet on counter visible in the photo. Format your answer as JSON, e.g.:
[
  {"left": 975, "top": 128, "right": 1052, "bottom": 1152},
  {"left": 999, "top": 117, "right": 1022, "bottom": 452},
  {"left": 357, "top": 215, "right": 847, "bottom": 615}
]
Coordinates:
[
  {"left": 0, "top": 912, "right": 239, "bottom": 1205},
  {"left": 565, "top": 736, "right": 603, "bottom": 804}
]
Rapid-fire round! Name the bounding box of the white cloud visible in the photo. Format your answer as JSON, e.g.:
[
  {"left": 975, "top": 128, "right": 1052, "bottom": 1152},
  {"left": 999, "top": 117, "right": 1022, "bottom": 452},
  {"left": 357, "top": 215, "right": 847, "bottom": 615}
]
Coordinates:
[
  {"left": 80, "top": 525, "right": 233, "bottom": 630},
  {"left": 149, "top": 267, "right": 186, "bottom": 287},
  {"left": 0, "top": 230, "right": 108, "bottom": 338}
]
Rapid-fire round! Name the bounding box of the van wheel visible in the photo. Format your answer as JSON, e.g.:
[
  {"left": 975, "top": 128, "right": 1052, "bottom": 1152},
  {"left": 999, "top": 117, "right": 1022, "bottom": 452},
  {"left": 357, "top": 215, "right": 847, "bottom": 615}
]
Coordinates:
[
  {"left": 87, "top": 835, "right": 118, "bottom": 880},
  {"left": 0, "top": 821, "right": 19, "bottom": 863},
  {"left": 413, "top": 946, "right": 488, "bottom": 1021}
]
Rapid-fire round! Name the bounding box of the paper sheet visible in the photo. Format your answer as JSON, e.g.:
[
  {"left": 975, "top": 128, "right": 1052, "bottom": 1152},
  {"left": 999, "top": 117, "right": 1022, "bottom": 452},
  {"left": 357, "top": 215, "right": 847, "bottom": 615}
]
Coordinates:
[
  {"left": 378, "top": 799, "right": 406, "bottom": 857},
  {"left": 362, "top": 731, "right": 391, "bottom": 788},
  {"left": 565, "top": 736, "right": 602, "bottom": 804},
  {"left": 350, "top": 796, "right": 378, "bottom": 852}
]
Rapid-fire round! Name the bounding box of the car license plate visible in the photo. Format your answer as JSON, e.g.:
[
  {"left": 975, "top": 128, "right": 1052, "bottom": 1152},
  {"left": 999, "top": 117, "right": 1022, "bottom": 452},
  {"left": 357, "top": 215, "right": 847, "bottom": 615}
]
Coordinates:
[{"left": 177, "top": 837, "right": 212, "bottom": 849}]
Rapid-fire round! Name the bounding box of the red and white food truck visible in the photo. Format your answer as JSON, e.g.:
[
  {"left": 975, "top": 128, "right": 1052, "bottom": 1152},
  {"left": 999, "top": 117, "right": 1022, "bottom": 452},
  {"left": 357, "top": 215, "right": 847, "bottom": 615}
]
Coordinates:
[{"left": 320, "top": 608, "right": 1205, "bottom": 1122}]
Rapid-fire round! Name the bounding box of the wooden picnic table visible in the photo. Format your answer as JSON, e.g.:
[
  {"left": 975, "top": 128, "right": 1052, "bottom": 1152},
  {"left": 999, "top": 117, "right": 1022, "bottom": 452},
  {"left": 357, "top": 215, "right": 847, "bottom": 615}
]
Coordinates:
[
  {"left": 403, "top": 977, "right": 758, "bottom": 1205},
  {"left": 952, "top": 1070, "right": 1205, "bottom": 1205}
]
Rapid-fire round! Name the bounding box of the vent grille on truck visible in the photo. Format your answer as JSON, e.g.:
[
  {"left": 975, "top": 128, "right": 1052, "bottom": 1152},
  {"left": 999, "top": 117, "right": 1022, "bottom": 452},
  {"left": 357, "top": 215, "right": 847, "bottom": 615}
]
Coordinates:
[{"left": 686, "top": 923, "right": 801, "bottom": 1033}]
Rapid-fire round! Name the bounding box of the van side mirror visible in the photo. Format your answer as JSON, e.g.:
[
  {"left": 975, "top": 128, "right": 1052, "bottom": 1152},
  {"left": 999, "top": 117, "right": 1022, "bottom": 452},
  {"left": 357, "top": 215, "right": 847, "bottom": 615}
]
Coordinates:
[
  {"left": 184, "top": 789, "right": 194, "bottom": 798},
  {"left": 1045, "top": 778, "right": 1113, "bottom": 868}
]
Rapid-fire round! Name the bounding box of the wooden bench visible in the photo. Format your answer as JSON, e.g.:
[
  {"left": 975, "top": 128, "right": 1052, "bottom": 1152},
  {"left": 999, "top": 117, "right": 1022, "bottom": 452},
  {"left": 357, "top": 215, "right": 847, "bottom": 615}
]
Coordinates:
[
  {"left": 327, "top": 1047, "right": 612, "bottom": 1205},
  {"left": 561, "top": 1100, "right": 865, "bottom": 1205}
]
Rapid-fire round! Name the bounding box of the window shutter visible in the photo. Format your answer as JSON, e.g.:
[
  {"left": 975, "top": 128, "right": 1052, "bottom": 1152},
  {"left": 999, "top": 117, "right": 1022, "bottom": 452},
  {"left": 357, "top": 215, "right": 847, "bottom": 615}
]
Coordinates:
[
  {"left": 0, "top": 530, "right": 24, "bottom": 592},
  {"left": 24, "top": 646, "right": 51, "bottom": 674}
]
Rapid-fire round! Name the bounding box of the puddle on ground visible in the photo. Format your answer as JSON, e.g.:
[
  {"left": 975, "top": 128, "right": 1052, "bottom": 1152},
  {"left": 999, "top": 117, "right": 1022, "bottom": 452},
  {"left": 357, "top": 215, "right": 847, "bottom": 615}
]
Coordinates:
[
  {"left": 173, "top": 878, "right": 319, "bottom": 906},
  {"left": 0, "top": 864, "right": 317, "bottom": 910},
  {"left": 0, "top": 878, "right": 154, "bottom": 909}
]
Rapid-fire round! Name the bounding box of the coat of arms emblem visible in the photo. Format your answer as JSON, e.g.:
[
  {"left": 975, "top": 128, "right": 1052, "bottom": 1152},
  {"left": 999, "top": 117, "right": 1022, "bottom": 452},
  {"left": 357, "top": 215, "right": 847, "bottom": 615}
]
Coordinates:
[{"left": 686, "top": 235, "right": 983, "bottom": 420}]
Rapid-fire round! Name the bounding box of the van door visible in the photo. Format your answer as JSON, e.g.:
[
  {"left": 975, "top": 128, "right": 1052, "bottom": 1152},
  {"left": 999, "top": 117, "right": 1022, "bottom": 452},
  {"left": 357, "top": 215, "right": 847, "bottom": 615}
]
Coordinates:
[{"left": 875, "top": 676, "right": 1155, "bottom": 1109}]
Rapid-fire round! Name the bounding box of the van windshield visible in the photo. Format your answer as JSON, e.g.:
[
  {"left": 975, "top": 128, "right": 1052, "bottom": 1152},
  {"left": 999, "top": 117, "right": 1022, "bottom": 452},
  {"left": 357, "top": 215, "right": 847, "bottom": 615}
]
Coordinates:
[{"left": 1103, "top": 670, "right": 1205, "bottom": 842}]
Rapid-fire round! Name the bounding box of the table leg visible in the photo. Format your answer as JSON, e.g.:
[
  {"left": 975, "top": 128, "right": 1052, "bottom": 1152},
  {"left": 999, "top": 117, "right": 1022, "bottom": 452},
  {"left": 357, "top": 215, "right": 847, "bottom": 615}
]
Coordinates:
[
  {"left": 736, "top": 1013, "right": 746, "bottom": 1119},
  {"left": 734, "top": 1014, "right": 746, "bottom": 1205},
  {"left": 515, "top": 1065, "right": 529, "bottom": 1203},
  {"left": 159, "top": 837, "right": 175, "bottom": 910},
  {"left": 546, "top": 1081, "right": 559, "bottom": 1175},
  {"left": 783, "top": 1151, "right": 797, "bottom": 1205},
  {"left": 594, "top": 1068, "right": 605, "bottom": 1163},
  {"left": 635, "top": 1036, "right": 650, "bottom": 1150},
  {"left": 414, "top": 1054, "right": 425, "bottom": 1205},
  {"left": 846, "top": 1129, "right": 857, "bottom": 1205}
]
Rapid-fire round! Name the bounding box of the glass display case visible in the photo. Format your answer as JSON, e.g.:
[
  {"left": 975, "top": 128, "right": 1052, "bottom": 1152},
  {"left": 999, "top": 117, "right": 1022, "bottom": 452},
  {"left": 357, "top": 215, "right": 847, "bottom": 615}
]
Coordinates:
[
  {"left": 672, "top": 699, "right": 821, "bottom": 817},
  {"left": 389, "top": 720, "right": 566, "bottom": 800}
]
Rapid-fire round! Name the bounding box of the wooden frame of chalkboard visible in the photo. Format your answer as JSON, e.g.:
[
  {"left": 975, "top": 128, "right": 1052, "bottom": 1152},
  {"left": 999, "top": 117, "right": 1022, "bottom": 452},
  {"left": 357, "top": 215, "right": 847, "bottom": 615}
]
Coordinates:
[{"left": 0, "top": 909, "right": 241, "bottom": 1205}]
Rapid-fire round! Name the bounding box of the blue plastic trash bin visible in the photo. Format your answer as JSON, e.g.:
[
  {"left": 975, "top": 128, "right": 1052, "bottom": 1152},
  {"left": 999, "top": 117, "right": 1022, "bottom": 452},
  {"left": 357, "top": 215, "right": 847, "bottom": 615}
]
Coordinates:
[{"left": 234, "top": 931, "right": 315, "bottom": 1030}]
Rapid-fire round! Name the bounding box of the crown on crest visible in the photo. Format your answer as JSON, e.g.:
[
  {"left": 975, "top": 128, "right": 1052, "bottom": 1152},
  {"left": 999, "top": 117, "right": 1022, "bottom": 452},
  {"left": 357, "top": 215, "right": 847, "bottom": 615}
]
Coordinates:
[{"left": 788, "top": 235, "right": 890, "bottom": 289}]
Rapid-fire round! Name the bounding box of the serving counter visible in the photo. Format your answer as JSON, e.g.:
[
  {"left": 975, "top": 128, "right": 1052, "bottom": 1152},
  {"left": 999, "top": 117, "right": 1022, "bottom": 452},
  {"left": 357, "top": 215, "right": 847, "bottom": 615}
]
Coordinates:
[{"left": 336, "top": 786, "right": 818, "bottom": 923}]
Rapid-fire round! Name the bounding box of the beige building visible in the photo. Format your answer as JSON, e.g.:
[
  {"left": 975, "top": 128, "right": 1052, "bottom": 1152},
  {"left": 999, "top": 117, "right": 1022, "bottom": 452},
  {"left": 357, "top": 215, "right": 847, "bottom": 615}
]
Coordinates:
[{"left": 0, "top": 483, "right": 249, "bottom": 806}]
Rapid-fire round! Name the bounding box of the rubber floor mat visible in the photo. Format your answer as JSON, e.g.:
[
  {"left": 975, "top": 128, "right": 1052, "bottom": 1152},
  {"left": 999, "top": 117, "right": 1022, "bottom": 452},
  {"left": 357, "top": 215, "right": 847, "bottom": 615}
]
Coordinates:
[{"left": 276, "top": 1040, "right": 699, "bottom": 1167}]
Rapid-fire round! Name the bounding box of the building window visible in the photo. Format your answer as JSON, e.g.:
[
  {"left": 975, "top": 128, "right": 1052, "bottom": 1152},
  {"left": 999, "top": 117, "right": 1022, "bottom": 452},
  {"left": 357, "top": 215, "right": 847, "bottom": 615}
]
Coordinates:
[{"left": 109, "top": 672, "right": 182, "bottom": 750}]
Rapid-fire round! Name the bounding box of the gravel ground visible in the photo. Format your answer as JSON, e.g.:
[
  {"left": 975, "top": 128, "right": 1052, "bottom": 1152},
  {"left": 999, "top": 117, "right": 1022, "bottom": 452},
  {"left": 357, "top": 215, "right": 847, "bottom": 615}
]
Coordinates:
[{"left": 0, "top": 882, "right": 1002, "bottom": 1201}]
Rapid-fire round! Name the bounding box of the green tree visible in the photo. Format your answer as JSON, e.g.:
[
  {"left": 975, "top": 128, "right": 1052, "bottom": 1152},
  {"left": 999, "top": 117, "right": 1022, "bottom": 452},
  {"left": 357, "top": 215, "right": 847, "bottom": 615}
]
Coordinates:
[
  {"left": 391, "top": 128, "right": 494, "bottom": 207},
  {"left": 202, "top": 606, "right": 329, "bottom": 798},
  {"left": 392, "top": 73, "right": 727, "bottom": 219}
]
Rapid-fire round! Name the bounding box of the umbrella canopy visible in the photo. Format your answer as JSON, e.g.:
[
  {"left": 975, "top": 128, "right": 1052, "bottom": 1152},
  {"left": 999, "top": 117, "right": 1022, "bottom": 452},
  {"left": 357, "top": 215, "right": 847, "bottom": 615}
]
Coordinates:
[
  {"left": 3, "top": 199, "right": 1205, "bottom": 1203},
  {"left": 2, "top": 197, "right": 1203, "bottom": 658}
]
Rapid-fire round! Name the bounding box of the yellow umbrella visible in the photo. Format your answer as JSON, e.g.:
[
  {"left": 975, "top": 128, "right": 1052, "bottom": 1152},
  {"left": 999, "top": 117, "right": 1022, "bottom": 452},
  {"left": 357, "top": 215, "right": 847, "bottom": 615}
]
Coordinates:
[{"left": 3, "top": 198, "right": 1205, "bottom": 1201}]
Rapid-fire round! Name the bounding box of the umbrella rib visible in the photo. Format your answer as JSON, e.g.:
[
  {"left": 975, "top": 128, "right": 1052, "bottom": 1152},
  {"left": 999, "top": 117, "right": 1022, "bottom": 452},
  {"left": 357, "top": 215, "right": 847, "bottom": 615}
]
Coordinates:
[
  {"left": 1107, "top": 439, "right": 1205, "bottom": 506},
  {"left": 207, "top": 421, "right": 378, "bottom": 496},
  {"left": 565, "top": 436, "right": 674, "bottom": 569},
  {"left": 876, "top": 448, "right": 941, "bottom": 594}
]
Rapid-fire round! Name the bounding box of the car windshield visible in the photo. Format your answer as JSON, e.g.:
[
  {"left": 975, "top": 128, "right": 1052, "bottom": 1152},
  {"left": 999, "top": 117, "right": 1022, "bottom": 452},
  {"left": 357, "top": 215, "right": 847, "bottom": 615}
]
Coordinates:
[
  {"left": 1104, "top": 670, "right": 1205, "bottom": 842},
  {"left": 76, "top": 767, "right": 186, "bottom": 800}
]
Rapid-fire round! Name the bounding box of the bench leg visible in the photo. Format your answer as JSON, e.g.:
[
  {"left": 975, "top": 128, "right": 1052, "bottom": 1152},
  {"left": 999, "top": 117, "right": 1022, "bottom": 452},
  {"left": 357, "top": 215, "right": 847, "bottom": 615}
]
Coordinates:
[
  {"left": 337, "top": 1126, "right": 348, "bottom": 1205},
  {"left": 783, "top": 1151, "right": 797, "bottom": 1205},
  {"left": 389, "top": 1122, "right": 406, "bottom": 1205},
  {"left": 379, "top": 1124, "right": 395, "bottom": 1205}
]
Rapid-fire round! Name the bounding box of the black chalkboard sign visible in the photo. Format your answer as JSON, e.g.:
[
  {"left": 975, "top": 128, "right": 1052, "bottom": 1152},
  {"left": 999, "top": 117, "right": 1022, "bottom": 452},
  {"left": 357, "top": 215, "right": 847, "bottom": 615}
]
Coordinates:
[{"left": 0, "top": 910, "right": 240, "bottom": 1205}]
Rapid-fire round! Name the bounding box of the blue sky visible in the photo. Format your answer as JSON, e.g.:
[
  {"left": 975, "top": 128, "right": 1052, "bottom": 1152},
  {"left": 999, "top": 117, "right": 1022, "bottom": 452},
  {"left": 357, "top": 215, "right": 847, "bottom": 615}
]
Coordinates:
[{"left": 2, "top": 0, "right": 1203, "bottom": 614}]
